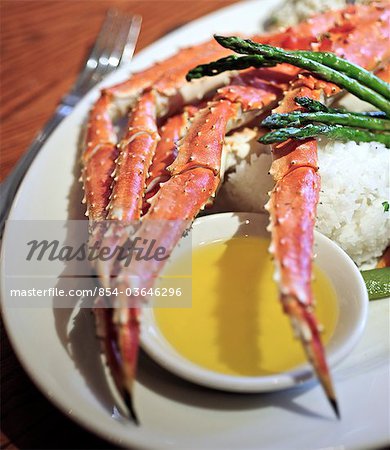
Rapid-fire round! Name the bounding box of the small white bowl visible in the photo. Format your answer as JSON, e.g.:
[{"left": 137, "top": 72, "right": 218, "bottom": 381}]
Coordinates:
[{"left": 141, "top": 212, "right": 368, "bottom": 393}]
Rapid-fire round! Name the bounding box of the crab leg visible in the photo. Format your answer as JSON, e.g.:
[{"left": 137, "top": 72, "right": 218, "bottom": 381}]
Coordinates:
[
  {"left": 82, "top": 94, "right": 118, "bottom": 223},
  {"left": 108, "top": 90, "right": 160, "bottom": 222},
  {"left": 266, "top": 68, "right": 389, "bottom": 415},
  {"left": 142, "top": 105, "right": 199, "bottom": 214},
  {"left": 265, "top": 73, "right": 339, "bottom": 414},
  {"left": 93, "top": 296, "right": 140, "bottom": 421},
  {"left": 265, "top": 4, "right": 390, "bottom": 414}
]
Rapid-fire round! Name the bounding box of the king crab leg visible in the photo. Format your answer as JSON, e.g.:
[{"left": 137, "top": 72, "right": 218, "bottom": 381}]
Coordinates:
[
  {"left": 142, "top": 105, "right": 199, "bottom": 214},
  {"left": 266, "top": 73, "right": 340, "bottom": 415},
  {"left": 265, "top": 4, "right": 390, "bottom": 414}
]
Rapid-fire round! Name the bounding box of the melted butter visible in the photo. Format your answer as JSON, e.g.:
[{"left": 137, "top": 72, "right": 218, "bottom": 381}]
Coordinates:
[{"left": 155, "top": 236, "right": 339, "bottom": 376}]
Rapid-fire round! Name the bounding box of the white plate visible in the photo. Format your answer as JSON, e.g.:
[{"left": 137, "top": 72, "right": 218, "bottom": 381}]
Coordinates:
[{"left": 1, "top": 0, "right": 389, "bottom": 448}]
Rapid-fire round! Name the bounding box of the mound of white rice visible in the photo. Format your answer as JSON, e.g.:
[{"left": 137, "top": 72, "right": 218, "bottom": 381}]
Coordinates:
[
  {"left": 316, "top": 139, "right": 389, "bottom": 267},
  {"left": 265, "top": 0, "right": 367, "bottom": 31},
  {"left": 220, "top": 136, "right": 389, "bottom": 267}
]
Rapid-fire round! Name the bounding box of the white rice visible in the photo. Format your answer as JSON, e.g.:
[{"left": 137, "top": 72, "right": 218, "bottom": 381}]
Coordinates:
[
  {"left": 221, "top": 152, "right": 273, "bottom": 213},
  {"left": 265, "top": 0, "right": 368, "bottom": 30},
  {"left": 316, "top": 139, "right": 389, "bottom": 267},
  {"left": 220, "top": 136, "right": 390, "bottom": 267}
]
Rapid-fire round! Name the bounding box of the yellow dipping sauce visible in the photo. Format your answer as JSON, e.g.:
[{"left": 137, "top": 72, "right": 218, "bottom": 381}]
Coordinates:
[{"left": 155, "top": 236, "right": 339, "bottom": 377}]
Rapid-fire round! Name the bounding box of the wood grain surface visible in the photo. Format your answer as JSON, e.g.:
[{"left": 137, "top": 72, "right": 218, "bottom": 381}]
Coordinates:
[{"left": 0, "top": 1, "right": 239, "bottom": 448}]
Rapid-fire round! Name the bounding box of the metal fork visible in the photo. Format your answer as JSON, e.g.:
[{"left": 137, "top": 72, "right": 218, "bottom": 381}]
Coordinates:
[{"left": 0, "top": 10, "right": 142, "bottom": 230}]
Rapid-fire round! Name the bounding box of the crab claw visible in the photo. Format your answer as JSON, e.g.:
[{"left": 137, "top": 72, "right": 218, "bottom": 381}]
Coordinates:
[
  {"left": 283, "top": 295, "right": 339, "bottom": 418},
  {"left": 94, "top": 296, "right": 140, "bottom": 423}
]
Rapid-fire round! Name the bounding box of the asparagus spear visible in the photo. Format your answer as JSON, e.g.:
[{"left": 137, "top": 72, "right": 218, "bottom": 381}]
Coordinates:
[
  {"left": 294, "top": 96, "right": 330, "bottom": 112},
  {"left": 361, "top": 267, "right": 390, "bottom": 300},
  {"left": 186, "top": 55, "right": 275, "bottom": 80},
  {"left": 213, "top": 36, "right": 390, "bottom": 98},
  {"left": 259, "top": 124, "right": 390, "bottom": 145},
  {"left": 212, "top": 36, "right": 390, "bottom": 115},
  {"left": 294, "top": 97, "right": 387, "bottom": 118},
  {"left": 187, "top": 55, "right": 390, "bottom": 119},
  {"left": 262, "top": 111, "right": 390, "bottom": 131},
  {"left": 296, "top": 51, "right": 390, "bottom": 100}
]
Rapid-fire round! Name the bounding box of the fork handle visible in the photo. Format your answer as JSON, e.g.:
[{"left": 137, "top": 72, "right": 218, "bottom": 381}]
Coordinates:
[{"left": 0, "top": 104, "right": 72, "bottom": 232}]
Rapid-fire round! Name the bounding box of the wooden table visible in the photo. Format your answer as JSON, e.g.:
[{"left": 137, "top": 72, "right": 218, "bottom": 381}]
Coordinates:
[{"left": 0, "top": 1, "right": 239, "bottom": 448}]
